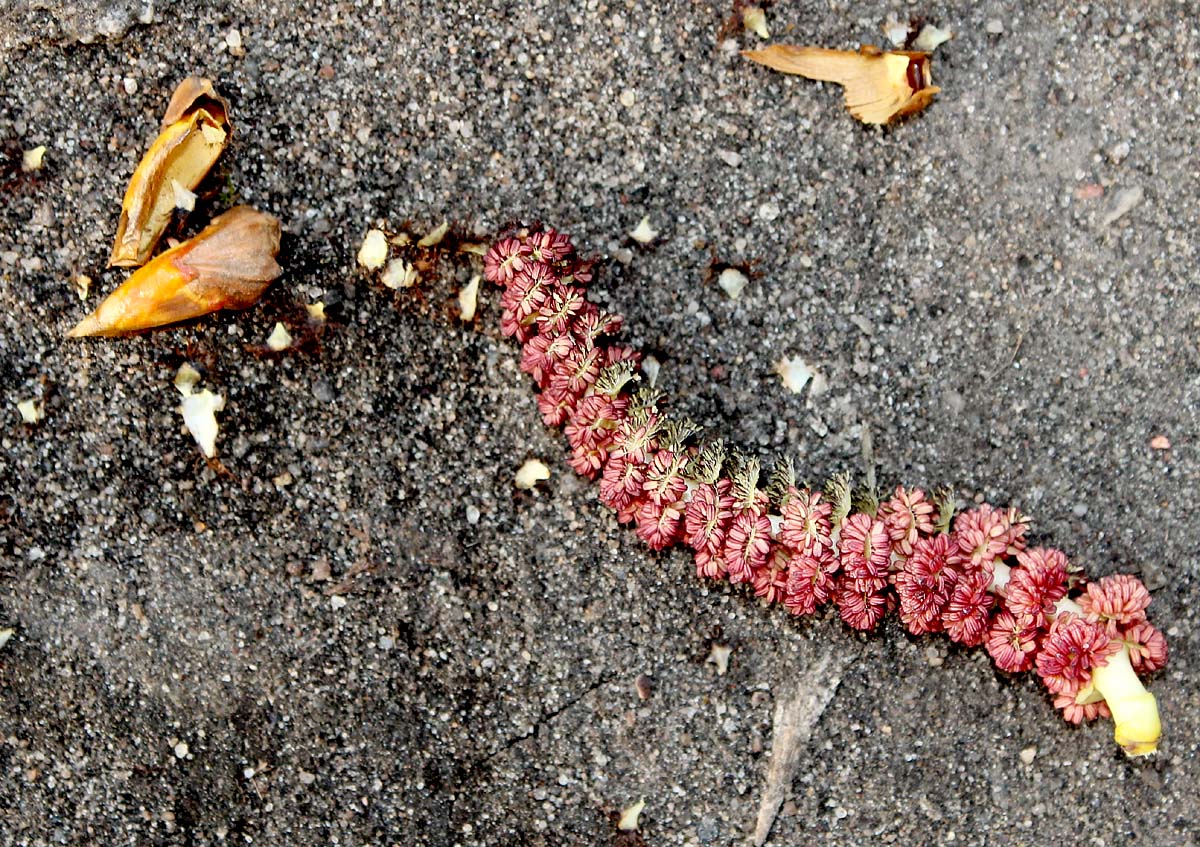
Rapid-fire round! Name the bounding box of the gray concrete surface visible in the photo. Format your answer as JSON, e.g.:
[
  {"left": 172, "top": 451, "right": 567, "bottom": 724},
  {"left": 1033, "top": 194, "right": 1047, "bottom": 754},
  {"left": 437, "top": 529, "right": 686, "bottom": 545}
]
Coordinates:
[{"left": 1, "top": 1, "right": 1197, "bottom": 845}]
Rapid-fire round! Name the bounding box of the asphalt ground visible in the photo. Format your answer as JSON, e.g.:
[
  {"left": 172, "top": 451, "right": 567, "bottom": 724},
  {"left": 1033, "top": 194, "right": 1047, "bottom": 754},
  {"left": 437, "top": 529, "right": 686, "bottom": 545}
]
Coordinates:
[{"left": 1, "top": 2, "right": 1197, "bottom": 845}]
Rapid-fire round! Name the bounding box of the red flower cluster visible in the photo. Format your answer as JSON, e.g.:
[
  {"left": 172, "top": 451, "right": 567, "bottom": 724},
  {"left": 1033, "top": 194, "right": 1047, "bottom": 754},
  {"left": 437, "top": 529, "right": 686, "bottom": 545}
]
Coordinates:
[{"left": 482, "top": 229, "right": 1168, "bottom": 739}]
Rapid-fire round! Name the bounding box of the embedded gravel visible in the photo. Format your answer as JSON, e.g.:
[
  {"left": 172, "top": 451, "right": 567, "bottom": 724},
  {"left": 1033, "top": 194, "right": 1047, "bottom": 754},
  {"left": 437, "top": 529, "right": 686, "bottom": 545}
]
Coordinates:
[{"left": 1, "top": 2, "right": 1197, "bottom": 846}]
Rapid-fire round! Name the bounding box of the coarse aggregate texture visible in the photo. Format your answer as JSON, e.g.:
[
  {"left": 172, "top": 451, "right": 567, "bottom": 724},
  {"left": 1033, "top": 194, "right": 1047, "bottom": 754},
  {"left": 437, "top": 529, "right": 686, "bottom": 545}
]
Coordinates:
[{"left": 1, "top": 1, "right": 1197, "bottom": 845}]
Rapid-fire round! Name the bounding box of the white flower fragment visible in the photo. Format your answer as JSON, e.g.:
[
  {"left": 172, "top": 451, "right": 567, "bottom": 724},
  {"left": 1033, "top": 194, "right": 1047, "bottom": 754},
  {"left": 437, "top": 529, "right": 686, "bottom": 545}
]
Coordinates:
[
  {"left": 74, "top": 274, "right": 91, "bottom": 301},
  {"left": 774, "top": 355, "right": 812, "bottom": 394},
  {"left": 742, "top": 5, "right": 770, "bottom": 39},
  {"left": 717, "top": 267, "right": 749, "bottom": 299},
  {"left": 381, "top": 257, "right": 419, "bottom": 290},
  {"left": 22, "top": 145, "right": 47, "bottom": 172},
  {"left": 882, "top": 17, "right": 909, "bottom": 47},
  {"left": 913, "top": 24, "right": 954, "bottom": 52},
  {"left": 458, "top": 274, "right": 481, "bottom": 321},
  {"left": 0, "top": 628, "right": 12, "bottom": 651},
  {"left": 708, "top": 643, "right": 732, "bottom": 675},
  {"left": 171, "top": 178, "right": 197, "bottom": 212},
  {"left": 618, "top": 799, "right": 646, "bottom": 832},
  {"left": 417, "top": 220, "right": 450, "bottom": 248},
  {"left": 641, "top": 355, "right": 661, "bottom": 388},
  {"left": 514, "top": 459, "right": 550, "bottom": 490},
  {"left": 179, "top": 389, "right": 225, "bottom": 458},
  {"left": 357, "top": 229, "right": 389, "bottom": 270},
  {"left": 266, "top": 322, "right": 293, "bottom": 351},
  {"left": 16, "top": 398, "right": 44, "bottom": 424},
  {"left": 629, "top": 216, "right": 658, "bottom": 245}
]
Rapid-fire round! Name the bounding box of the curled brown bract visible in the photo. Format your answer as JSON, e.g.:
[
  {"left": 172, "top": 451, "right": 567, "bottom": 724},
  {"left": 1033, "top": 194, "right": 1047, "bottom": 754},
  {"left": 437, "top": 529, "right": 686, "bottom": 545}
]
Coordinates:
[
  {"left": 743, "top": 44, "right": 940, "bottom": 125},
  {"left": 109, "top": 77, "right": 233, "bottom": 268},
  {"left": 71, "top": 206, "right": 281, "bottom": 338}
]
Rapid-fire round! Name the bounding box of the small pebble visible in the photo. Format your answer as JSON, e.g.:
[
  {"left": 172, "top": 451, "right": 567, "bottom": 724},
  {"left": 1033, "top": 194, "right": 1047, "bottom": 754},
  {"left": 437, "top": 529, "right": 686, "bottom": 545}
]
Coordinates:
[
  {"left": 465, "top": 505, "right": 481, "bottom": 525},
  {"left": 330, "top": 595, "right": 347, "bottom": 611},
  {"left": 123, "top": 77, "right": 138, "bottom": 95},
  {"left": 173, "top": 741, "right": 189, "bottom": 759},
  {"left": 985, "top": 19, "right": 1004, "bottom": 34},
  {"left": 757, "top": 202, "right": 781, "bottom": 221},
  {"left": 635, "top": 674, "right": 653, "bottom": 700},
  {"left": 1019, "top": 746, "right": 1037, "bottom": 764}
]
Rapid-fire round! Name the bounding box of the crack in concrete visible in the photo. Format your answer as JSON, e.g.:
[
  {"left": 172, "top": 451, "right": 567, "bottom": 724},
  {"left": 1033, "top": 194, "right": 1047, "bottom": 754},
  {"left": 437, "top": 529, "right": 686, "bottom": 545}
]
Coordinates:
[{"left": 487, "top": 673, "right": 611, "bottom": 760}]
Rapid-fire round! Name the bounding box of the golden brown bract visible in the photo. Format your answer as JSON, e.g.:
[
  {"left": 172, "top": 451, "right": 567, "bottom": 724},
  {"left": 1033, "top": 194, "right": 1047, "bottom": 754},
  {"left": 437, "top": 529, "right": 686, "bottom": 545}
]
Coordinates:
[
  {"left": 743, "top": 44, "right": 940, "bottom": 125},
  {"left": 70, "top": 206, "right": 281, "bottom": 337},
  {"left": 109, "top": 77, "right": 233, "bottom": 268}
]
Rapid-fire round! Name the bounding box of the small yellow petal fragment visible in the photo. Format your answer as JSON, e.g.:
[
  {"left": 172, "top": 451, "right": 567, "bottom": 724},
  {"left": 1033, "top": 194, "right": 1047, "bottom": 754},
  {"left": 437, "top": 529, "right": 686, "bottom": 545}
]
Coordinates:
[
  {"left": 174, "top": 363, "right": 202, "bottom": 397},
  {"left": 266, "top": 322, "right": 293, "bottom": 351},
  {"left": 417, "top": 220, "right": 450, "bottom": 248},
  {"left": 17, "top": 398, "right": 44, "bottom": 424},
  {"left": 306, "top": 302, "right": 327, "bottom": 323},
  {"left": 641, "top": 355, "right": 661, "bottom": 388},
  {"left": 618, "top": 799, "right": 646, "bottom": 832},
  {"left": 742, "top": 5, "right": 770, "bottom": 39},
  {"left": 718, "top": 267, "right": 748, "bottom": 299},
  {"left": 21, "top": 145, "right": 47, "bottom": 172},
  {"left": 357, "top": 229, "right": 389, "bottom": 270},
  {"left": 200, "top": 122, "right": 227, "bottom": 146},
  {"left": 708, "top": 643, "right": 732, "bottom": 675},
  {"left": 913, "top": 24, "right": 954, "bottom": 52},
  {"left": 774, "top": 356, "right": 812, "bottom": 394},
  {"left": 74, "top": 274, "right": 91, "bottom": 301},
  {"left": 171, "top": 178, "right": 197, "bottom": 212},
  {"left": 514, "top": 459, "right": 550, "bottom": 490},
  {"left": 458, "top": 274, "right": 481, "bottom": 321},
  {"left": 381, "top": 258, "right": 418, "bottom": 290},
  {"left": 629, "top": 216, "right": 658, "bottom": 244}
]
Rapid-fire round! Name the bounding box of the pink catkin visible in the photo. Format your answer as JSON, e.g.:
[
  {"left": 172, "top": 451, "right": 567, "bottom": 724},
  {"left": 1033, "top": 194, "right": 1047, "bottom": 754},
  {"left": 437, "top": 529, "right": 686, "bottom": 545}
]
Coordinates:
[
  {"left": 1078, "top": 574, "right": 1152, "bottom": 629},
  {"left": 836, "top": 576, "right": 889, "bottom": 631},
  {"left": 950, "top": 505, "right": 1020, "bottom": 572},
  {"left": 752, "top": 547, "right": 792, "bottom": 605},
  {"left": 1122, "top": 621, "right": 1168, "bottom": 673},
  {"left": 779, "top": 488, "right": 832, "bottom": 556},
  {"left": 839, "top": 513, "right": 891, "bottom": 581},
  {"left": 1005, "top": 547, "right": 1069, "bottom": 628},
  {"left": 985, "top": 611, "right": 1039, "bottom": 672},
  {"left": 942, "top": 569, "right": 994, "bottom": 647},
  {"left": 724, "top": 511, "right": 773, "bottom": 584},
  {"left": 784, "top": 548, "right": 839, "bottom": 616},
  {"left": 1053, "top": 693, "right": 1112, "bottom": 725},
  {"left": 485, "top": 230, "right": 1169, "bottom": 734},
  {"left": 1035, "top": 613, "right": 1119, "bottom": 695},
  {"left": 483, "top": 237, "right": 532, "bottom": 285},
  {"left": 878, "top": 486, "right": 935, "bottom": 558},
  {"left": 895, "top": 533, "right": 958, "bottom": 635},
  {"left": 635, "top": 499, "right": 683, "bottom": 550}
]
